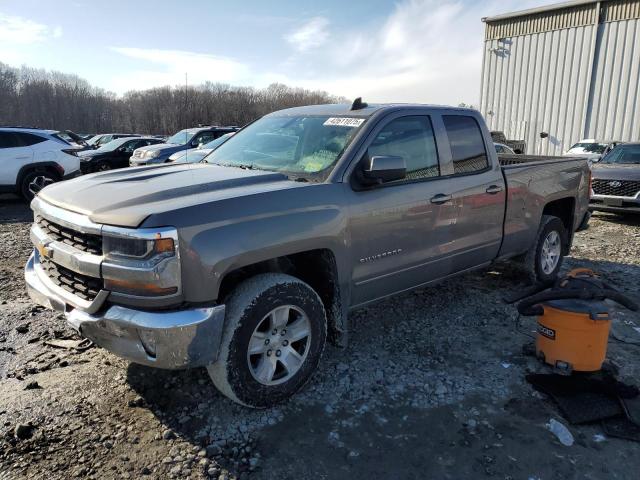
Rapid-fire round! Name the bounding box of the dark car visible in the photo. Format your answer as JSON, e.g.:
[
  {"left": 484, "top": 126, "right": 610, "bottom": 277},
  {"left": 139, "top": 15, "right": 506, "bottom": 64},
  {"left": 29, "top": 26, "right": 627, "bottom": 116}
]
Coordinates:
[
  {"left": 130, "top": 126, "right": 239, "bottom": 165},
  {"left": 589, "top": 142, "right": 640, "bottom": 215},
  {"left": 78, "top": 137, "right": 163, "bottom": 173},
  {"left": 87, "top": 133, "right": 140, "bottom": 149}
]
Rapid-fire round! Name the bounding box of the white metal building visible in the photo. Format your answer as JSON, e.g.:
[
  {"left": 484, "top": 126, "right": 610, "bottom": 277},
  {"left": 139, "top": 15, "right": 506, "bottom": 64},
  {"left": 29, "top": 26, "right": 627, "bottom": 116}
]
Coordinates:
[{"left": 480, "top": 0, "right": 640, "bottom": 155}]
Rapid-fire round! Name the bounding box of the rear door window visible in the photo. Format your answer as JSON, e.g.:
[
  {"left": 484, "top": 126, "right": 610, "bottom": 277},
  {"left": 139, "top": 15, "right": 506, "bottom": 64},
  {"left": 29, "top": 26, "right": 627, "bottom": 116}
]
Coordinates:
[
  {"left": 368, "top": 116, "right": 440, "bottom": 181},
  {"left": 443, "top": 115, "right": 489, "bottom": 174},
  {"left": 0, "top": 132, "right": 20, "bottom": 149},
  {"left": 15, "top": 132, "right": 47, "bottom": 147}
]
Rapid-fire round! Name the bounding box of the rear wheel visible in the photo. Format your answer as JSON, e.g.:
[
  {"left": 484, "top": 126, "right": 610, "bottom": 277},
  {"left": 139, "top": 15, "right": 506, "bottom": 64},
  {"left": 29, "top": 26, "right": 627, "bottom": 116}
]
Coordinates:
[
  {"left": 20, "top": 171, "right": 57, "bottom": 201},
  {"left": 521, "top": 215, "right": 568, "bottom": 284},
  {"left": 208, "top": 273, "right": 327, "bottom": 408}
]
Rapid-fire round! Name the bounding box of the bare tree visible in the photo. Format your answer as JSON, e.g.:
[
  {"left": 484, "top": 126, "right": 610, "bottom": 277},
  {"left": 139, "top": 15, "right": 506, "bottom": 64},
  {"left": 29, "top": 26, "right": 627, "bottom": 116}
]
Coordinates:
[{"left": 0, "top": 62, "right": 346, "bottom": 134}]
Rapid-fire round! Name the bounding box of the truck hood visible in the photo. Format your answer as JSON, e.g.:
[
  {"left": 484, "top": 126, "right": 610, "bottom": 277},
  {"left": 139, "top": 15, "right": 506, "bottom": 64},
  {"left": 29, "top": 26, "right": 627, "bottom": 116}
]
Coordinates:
[
  {"left": 592, "top": 163, "right": 640, "bottom": 181},
  {"left": 38, "top": 163, "right": 304, "bottom": 227}
]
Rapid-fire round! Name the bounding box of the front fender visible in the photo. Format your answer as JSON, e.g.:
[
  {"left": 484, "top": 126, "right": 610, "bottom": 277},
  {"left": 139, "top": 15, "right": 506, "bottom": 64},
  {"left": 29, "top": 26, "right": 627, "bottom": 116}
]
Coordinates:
[
  {"left": 184, "top": 206, "right": 348, "bottom": 302},
  {"left": 143, "top": 184, "right": 351, "bottom": 305}
]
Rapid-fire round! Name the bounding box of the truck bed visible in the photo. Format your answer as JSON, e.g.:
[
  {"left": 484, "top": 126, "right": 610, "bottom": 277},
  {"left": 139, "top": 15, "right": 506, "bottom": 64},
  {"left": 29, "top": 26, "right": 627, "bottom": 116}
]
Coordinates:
[{"left": 497, "top": 154, "right": 590, "bottom": 259}]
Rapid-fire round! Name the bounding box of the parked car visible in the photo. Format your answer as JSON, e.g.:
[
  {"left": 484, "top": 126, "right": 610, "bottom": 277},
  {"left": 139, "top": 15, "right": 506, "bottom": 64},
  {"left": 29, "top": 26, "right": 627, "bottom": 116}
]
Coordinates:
[
  {"left": 0, "top": 127, "right": 81, "bottom": 200},
  {"left": 494, "top": 142, "right": 516, "bottom": 154},
  {"left": 164, "top": 132, "right": 235, "bottom": 164},
  {"left": 87, "top": 133, "right": 140, "bottom": 149},
  {"left": 564, "top": 139, "right": 621, "bottom": 162},
  {"left": 79, "top": 137, "right": 164, "bottom": 173},
  {"left": 589, "top": 142, "right": 640, "bottom": 215},
  {"left": 24, "top": 103, "right": 590, "bottom": 407},
  {"left": 130, "top": 126, "right": 239, "bottom": 165}
]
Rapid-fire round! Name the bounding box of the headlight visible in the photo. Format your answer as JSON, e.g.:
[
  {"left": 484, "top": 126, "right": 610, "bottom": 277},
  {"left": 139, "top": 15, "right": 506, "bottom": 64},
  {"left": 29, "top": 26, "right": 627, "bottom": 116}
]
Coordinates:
[
  {"left": 103, "top": 235, "right": 174, "bottom": 260},
  {"left": 102, "top": 228, "right": 180, "bottom": 297},
  {"left": 146, "top": 150, "right": 160, "bottom": 159}
]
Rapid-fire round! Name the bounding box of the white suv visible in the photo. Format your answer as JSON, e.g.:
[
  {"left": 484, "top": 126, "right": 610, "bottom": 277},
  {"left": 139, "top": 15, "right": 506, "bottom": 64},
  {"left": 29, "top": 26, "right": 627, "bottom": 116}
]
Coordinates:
[{"left": 0, "top": 127, "right": 82, "bottom": 200}]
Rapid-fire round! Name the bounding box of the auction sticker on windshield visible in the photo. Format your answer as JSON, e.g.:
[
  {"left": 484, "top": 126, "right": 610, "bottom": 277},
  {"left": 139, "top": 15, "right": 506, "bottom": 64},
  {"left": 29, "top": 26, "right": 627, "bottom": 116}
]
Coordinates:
[{"left": 323, "top": 117, "right": 365, "bottom": 128}]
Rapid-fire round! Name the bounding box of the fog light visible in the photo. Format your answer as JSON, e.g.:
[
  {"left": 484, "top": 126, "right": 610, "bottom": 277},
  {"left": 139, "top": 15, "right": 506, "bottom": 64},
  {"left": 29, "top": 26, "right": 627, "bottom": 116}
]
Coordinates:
[{"left": 138, "top": 329, "right": 157, "bottom": 358}]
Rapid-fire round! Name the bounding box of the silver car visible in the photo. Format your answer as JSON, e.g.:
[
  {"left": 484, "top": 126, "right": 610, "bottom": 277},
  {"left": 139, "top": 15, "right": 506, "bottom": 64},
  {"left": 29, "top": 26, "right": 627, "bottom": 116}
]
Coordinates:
[{"left": 166, "top": 132, "right": 235, "bottom": 164}]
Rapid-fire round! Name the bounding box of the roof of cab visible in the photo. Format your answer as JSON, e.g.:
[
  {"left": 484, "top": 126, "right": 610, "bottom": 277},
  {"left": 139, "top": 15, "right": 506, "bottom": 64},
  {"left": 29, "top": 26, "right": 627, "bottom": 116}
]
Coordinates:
[{"left": 267, "top": 103, "right": 476, "bottom": 118}]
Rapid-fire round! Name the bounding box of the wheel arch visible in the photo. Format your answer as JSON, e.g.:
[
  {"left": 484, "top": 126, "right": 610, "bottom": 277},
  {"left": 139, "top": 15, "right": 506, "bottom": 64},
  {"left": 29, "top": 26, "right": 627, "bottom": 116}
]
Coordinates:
[
  {"left": 16, "top": 162, "right": 63, "bottom": 189},
  {"left": 541, "top": 197, "right": 575, "bottom": 254},
  {"left": 217, "top": 248, "right": 347, "bottom": 346}
]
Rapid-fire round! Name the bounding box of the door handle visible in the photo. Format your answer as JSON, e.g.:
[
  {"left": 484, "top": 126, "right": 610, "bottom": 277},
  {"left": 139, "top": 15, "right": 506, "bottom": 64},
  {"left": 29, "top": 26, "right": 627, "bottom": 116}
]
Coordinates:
[
  {"left": 14, "top": 156, "right": 30, "bottom": 160},
  {"left": 486, "top": 185, "right": 503, "bottom": 195},
  {"left": 430, "top": 194, "right": 452, "bottom": 205}
]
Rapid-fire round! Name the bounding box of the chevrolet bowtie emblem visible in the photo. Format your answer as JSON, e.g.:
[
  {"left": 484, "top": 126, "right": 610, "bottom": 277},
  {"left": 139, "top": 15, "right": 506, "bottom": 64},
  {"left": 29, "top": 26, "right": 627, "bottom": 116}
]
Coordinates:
[{"left": 36, "top": 242, "right": 53, "bottom": 259}]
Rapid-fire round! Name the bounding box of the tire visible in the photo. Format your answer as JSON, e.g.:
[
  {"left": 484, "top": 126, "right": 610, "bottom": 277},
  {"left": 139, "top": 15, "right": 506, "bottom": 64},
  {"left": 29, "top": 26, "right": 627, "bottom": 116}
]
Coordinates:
[
  {"left": 208, "top": 273, "right": 327, "bottom": 408},
  {"left": 20, "top": 171, "right": 57, "bottom": 201},
  {"left": 96, "top": 162, "right": 111, "bottom": 172},
  {"left": 521, "top": 215, "right": 568, "bottom": 284}
]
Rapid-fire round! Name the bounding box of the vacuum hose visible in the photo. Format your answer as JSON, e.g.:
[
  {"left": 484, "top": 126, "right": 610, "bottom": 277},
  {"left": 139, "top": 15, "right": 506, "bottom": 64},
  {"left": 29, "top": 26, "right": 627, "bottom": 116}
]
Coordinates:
[{"left": 517, "top": 288, "right": 639, "bottom": 317}]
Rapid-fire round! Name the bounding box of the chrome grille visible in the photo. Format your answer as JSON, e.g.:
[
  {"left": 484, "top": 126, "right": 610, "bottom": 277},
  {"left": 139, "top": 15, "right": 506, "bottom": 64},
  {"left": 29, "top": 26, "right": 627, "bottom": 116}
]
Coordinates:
[
  {"left": 39, "top": 256, "right": 103, "bottom": 301},
  {"left": 37, "top": 217, "right": 102, "bottom": 255},
  {"left": 592, "top": 179, "right": 640, "bottom": 197}
]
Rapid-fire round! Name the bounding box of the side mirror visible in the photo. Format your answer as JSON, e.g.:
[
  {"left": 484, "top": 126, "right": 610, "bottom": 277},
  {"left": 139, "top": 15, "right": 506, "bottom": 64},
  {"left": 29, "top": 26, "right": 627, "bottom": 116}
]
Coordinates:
[
  {"left": 362, "top": 155, "right": 406, "bottom": 184},
  {"left": 191, "top": 139, "right": 200, "bottom": 147}
]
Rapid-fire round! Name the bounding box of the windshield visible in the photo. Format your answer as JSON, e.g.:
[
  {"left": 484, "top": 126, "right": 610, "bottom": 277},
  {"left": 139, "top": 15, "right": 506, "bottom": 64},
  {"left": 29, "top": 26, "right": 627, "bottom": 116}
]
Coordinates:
[
  {"left": 205, "top": 115, "right": 364, "bottom": 178},
  {"left": 568, "top": 142, "right": 608, "bottom": 154},
  {"left": 95, "top": 137, "right": 131, "bottom": 152},
  {"left": 166, "top": 129, "right": 197, "bottom": 145},
  {"left": 600, "top": 145, "right": 640, "bottom": 165},
  {"left": 87, "top": 135, "right": 102, "bottom": 145}
]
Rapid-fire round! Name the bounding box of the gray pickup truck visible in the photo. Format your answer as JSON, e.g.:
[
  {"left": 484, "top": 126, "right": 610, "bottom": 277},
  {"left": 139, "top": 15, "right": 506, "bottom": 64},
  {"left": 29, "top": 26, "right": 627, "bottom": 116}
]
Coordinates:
[{"left": 25, "top": 103, "right": 591, "bottom": 407}]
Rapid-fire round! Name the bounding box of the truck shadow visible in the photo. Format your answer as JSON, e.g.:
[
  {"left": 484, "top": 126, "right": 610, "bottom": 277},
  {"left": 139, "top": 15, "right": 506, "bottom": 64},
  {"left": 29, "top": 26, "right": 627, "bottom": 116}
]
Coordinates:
[{"left": 124, "top": 257, "right": 640, "bottom": 478}]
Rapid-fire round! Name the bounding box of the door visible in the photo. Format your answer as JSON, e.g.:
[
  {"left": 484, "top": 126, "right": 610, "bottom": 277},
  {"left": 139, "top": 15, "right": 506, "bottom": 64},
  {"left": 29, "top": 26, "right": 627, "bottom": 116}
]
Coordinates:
[
  {"left": 0, "top": 132, "right": 33, "bottom": 187},
  {"left": 346, "top": 114, "right": 458, "bottom": 305},
  {"left": 439, "top": 114, "right": 505, "bottom": 271},
  {"left": 118, "top": 139, "right": 147, "bottom": 168}
]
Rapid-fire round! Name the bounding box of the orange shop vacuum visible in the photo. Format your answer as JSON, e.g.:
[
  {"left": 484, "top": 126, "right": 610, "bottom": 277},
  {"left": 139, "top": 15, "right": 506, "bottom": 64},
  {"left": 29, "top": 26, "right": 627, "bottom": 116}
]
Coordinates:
[{"left": 516, "top": 269, "right": 638, "bottom": 372}]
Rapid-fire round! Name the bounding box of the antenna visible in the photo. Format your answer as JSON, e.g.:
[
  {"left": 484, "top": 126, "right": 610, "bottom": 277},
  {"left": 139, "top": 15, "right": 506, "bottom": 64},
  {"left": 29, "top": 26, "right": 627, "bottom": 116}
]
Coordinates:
[{"left": 350, "top": 97, "right": 368, "bottom": 110}]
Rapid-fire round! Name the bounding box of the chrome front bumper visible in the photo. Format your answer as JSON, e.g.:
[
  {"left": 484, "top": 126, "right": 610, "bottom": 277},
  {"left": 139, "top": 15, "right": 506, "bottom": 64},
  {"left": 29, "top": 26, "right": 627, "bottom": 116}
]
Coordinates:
[{"left": 25, "top": 252, "right": 226, "bottom": 369}]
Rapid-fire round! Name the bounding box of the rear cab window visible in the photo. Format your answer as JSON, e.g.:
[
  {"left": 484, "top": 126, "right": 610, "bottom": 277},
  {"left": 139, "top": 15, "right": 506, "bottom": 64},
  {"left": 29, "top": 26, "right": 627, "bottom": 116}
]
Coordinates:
[{"left": 443, "top": 115, "right": 489, "bottom": 175}]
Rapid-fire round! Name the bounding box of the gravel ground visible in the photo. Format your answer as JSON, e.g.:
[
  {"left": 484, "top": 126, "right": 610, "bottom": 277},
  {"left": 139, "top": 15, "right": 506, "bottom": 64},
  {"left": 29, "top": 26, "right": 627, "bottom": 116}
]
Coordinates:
[{"left": 1, "top": 197, "right": 639, "bottom": 480}]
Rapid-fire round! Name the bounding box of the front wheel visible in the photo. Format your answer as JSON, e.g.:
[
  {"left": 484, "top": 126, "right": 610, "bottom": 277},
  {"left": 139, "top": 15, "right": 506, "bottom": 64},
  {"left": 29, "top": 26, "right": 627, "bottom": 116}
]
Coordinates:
[
  {"left": 208, "top": 273, "right": 327, "bottom": 408},
  {"left": 96, "top": 161, "right": 112, "bottom": 172}
]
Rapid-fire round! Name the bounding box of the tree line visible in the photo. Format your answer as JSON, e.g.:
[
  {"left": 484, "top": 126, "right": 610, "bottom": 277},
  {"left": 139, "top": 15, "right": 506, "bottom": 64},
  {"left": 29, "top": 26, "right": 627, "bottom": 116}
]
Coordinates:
[{"left": 0, "top": 63, "right": 345, "bottom": 135}]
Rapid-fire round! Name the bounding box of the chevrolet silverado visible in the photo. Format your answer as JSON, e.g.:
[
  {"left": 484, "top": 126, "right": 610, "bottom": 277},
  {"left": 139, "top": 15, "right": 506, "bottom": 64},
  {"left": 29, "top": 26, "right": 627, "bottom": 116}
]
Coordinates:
[{"left": 25, "top": 102, "right": 591, "bottom": 407}]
